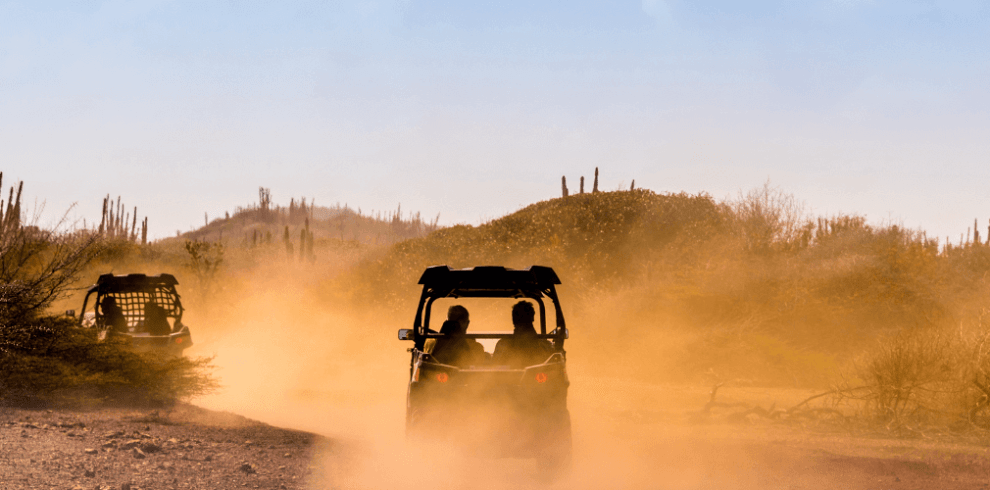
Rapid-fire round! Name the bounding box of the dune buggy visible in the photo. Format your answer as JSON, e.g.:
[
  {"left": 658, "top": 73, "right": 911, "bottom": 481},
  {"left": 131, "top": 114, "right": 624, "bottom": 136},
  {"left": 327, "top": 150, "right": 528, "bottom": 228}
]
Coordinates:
[
  {"left": 398, "top": 265, "right": 571, "bottom": 473},
  {"left": 77, "top": 273, "right": 193, "bottom": 353}
]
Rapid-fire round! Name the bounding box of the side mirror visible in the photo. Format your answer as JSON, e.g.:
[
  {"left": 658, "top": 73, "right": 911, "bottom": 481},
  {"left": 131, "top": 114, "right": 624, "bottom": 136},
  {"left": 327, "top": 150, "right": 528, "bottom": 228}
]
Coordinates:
[
  {"left": 398, "top": 329, "right": 414, "bottom": 341},
  {"left": 66, "top": 310, "right": 76, "bottom": 318},
  {"left": 553, "top": 327, "right": 569, "bottom": 339}
]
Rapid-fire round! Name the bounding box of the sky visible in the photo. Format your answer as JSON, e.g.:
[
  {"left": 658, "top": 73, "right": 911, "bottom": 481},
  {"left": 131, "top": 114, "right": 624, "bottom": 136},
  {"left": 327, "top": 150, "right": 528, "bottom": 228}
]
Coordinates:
[{"left": 1, "top": 0, "right": 988, "bottom": 241}]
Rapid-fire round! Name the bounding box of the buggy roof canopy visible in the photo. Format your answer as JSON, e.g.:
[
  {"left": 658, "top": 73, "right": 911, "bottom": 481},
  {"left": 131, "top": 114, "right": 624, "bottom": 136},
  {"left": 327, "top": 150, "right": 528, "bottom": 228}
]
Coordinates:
[
  {"left": 418, "top": 265, "right": 560, "bottom": 298},
  {"left": 87, "top": 273, "right": 179, "bottom": 294}
]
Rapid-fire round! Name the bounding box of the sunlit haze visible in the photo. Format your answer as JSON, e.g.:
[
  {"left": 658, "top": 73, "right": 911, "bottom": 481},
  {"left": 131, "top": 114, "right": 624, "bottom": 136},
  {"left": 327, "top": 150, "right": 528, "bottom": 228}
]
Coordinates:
[{"left": 2, "top": 1, "right": 988, "bottom": 240}]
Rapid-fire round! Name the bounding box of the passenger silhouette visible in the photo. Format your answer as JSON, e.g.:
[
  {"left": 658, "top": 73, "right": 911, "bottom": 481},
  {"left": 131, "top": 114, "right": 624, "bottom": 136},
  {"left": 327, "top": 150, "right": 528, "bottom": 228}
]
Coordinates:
[
  {"left": 100, "top": 296, "right": 128, "bottom": 333},
  {"left": 431, "top": 305, "right": 488, "bottom": 366},
  {"left": 144, "top": 300, "right": 171, "bottom": 336},
  {"left": 492, "top": 301, "right": 554, "bottom": 368}
]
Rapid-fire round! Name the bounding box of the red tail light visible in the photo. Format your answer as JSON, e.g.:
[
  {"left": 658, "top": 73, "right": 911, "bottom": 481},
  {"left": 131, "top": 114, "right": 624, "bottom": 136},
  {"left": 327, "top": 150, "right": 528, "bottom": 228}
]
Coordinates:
[
  {"left": 175, "top": 338, "right": 183, "bottom": 344},
  {"left": 436, "top": 373, "right": 449, "bottom": 383},
  {"left": 535, "top": 372, "right": 548, "bottom": 383}
]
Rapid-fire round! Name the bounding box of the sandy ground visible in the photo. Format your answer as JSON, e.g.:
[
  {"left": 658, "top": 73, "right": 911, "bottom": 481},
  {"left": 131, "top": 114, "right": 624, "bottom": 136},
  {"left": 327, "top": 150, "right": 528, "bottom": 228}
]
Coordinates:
[
  {"left": 4, "top": 376, "right": 990, "bottom": 489},
  {"left": 0, "top": 403, "right": 332, "bottom": 490},
  {"left": 192, "top": 370, "right": 990, "bottom": 490},
  {"left": 167, "top": 294, "right": 990, "bottom": 490}
]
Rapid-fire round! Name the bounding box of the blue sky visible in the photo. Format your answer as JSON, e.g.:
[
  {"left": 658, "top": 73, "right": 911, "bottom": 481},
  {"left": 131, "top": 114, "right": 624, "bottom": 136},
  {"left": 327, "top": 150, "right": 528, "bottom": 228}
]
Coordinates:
[{"left": 2, "top": 0, "right": 988, "bottom": 241}]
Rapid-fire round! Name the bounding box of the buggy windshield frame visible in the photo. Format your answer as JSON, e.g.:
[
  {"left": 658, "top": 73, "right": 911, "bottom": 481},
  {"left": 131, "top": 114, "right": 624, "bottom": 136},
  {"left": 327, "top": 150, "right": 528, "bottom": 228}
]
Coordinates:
[
  {"left": 411, "top": 266, "right": 566, "bottom": 351},
  {"left": 80, "top": 273, "right": 184, "bottom": 328}
]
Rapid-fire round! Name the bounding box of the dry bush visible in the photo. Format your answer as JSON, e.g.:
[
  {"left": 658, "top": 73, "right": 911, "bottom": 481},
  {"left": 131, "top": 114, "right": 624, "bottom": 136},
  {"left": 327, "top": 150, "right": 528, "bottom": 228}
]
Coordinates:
[
  {"left": 836, "top": 319, "right": 990, "bottom": 431},
  {"left": 730, "top": 180, "right": 811, "bottom": 253},
  {"left": 0, "top": 176, "right": 216, "bottom": 407},
  {"left": 185, "top": 239, "right": 225, "bottom": 304},
  {"left": 0, "top": 177, "right": 97, "bottom": 322},
  {"left": 0, "top": 224, "right": 100, "bottom": 326},
  {"left": 0, "top": 316, "right": 217, "bottom": 407},
  {"left": 957, "top": 314, "right": 990, "bottom": 429},
  {"left": 852, "top": 328, "right": 958, "bottom": 425}
]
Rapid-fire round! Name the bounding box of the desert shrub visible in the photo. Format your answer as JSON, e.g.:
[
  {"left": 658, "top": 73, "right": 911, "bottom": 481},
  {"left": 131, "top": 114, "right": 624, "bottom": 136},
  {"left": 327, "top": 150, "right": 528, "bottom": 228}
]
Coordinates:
[
  {"left": 853, "top": 328, "right": 958, "bottom": 424},
  {"left": 185, "top": 239, "right": 225, "bottom": 302},
  {"left": 0, "top": 227, "right": 100, "bottom": 326},
  {"left": 730, "top": 181, "right": 811, "bottom": 253},
  {"left": 839, "top": 320, "right": 990, "bottom": 430},
  {"left": 0, "top": 316, "right": 216, "bottom": 407},
  {"left": 0, "top": 176, "right": 215, "bottom": 407}
]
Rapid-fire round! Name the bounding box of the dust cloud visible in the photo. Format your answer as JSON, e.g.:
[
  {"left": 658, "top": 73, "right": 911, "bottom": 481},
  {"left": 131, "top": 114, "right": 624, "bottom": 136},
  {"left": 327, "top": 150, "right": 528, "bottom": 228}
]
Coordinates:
[{"left": 176, "top": 263, "right": 862, "bottom": 490}]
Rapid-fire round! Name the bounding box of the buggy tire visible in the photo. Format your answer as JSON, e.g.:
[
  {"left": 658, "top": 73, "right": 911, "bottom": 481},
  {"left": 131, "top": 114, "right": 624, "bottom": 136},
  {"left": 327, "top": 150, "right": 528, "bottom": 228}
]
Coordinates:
[
  {"left": 405, "top": 405, "right": 433, "bottom": 441},
  {"left": 536, "top": 409, "right": 572, "bottom": 479}
]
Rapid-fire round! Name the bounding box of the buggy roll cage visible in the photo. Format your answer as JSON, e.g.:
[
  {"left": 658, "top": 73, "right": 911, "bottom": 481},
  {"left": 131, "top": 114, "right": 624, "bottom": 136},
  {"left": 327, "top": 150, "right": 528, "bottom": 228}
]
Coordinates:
[
  {"left": 79, "top": 273, "right": 185, "bottom": 326},
  {"left": 409, "top": 265, "right": 567, "bottom": 352}
]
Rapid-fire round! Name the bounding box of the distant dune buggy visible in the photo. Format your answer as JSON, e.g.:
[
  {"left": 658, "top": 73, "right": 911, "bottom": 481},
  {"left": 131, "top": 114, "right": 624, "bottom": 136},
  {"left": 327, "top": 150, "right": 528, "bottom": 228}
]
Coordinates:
[
  {"left": 77, "top": 273, "right": 193, "bottom": 353},
  {"left": 398, "top": 265, "right": 571, "bottom": 473}
]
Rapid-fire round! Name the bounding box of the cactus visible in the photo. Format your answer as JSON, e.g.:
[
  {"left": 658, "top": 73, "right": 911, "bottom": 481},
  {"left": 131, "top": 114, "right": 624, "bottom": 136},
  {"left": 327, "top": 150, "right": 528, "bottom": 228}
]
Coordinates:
[
  {"left": 96, "top": 195, "right": 145, "bottom": 242},
  {"left": 593, "top": 167, "right": 599, "bottom": 193},
  {"left": 99, "top": 196, "right": 107, "bottom": 235},
  {"left": 308, "top": 229, "right": 315, "bottom": 261},
  {"left": 130, "top": 207, "right": 138, "bottom": 241},
  {"left": 561, "top": 176, "right": 569, "bottom": 197},
  {"left": 0, "top": 173, "right": 23, "bottom": 237},
  {"left": 299, "top": 228, "right": 307, "bottom": 261},
  {"left": 284, "top": 226, "right": 294, "bottom": 259}
]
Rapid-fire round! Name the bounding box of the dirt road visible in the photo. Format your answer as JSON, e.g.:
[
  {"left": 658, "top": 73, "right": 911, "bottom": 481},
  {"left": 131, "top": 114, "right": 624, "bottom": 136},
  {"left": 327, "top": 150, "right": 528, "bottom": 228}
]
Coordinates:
[
  {"left": 178, "top": 287, "right": 990, "bottom": 489},
  {"left": 193, "top": 365, "right": 990, "bottom": 490}
]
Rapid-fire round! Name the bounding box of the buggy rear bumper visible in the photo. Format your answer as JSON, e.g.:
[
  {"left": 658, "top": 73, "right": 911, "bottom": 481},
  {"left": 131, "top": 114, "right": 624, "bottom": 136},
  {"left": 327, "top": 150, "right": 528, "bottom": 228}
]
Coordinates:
[{"left": 108, "top": 327, "right": 193, "bottom": 352}]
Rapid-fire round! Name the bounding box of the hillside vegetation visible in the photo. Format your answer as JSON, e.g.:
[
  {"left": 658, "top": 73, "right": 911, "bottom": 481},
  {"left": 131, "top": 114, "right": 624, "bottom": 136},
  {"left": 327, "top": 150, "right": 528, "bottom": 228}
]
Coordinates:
[
  {"left": 338, "top": 186, "right": 990, "bottom": 389},
  {"left": 181, "top": 187, "right": 439, "bottom": 248},
  {"left": 0, "top": 175, "right": 216, "bottom": 407},
  {"left": 15, "top": 176, "right": 990, "bottom": 428}
]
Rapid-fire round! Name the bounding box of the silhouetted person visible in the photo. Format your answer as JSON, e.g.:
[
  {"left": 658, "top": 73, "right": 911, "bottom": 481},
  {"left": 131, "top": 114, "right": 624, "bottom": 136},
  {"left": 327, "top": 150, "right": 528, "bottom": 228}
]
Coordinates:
[
  {"left": 431, "top": 305, "right": 488, "bottom": 366},
  {"left": 492, "top": 301, "right": 553, "bottom": 368},
  {"left": 100, "top": 296, "right": 128, "bottom": 333},
  {"left": 144, "top": 300, "right": 171, "bottom": 336}
]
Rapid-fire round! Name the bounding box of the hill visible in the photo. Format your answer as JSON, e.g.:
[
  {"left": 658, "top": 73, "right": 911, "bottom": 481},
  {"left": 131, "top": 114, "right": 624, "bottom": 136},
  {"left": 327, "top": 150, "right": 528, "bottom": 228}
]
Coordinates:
[
  {"left": 336, "top": 187, "right": 990, "bottom": 385},
  {"left": 178, "top": 188, "right": 439, "bottom": 247}
]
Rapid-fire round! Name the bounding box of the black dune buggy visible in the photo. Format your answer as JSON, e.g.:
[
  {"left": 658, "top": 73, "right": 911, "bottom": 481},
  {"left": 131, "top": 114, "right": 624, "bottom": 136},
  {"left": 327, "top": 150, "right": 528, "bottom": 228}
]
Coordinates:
[
  {"left": 77, "top": 273, "right": 193, "bottom": 353},
  {"left": 398, "top": 265, "right": 571, "bottom": 472}
]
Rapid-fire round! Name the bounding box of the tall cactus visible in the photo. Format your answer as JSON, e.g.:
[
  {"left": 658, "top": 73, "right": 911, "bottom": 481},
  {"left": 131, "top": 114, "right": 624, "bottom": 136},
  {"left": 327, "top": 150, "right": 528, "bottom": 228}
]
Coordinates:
[
  {"left": 131, "top": 207, "right": 137, "bottom": 241},
  {"left": 0, "top": 173, "right": 24, "bottom": 237}
]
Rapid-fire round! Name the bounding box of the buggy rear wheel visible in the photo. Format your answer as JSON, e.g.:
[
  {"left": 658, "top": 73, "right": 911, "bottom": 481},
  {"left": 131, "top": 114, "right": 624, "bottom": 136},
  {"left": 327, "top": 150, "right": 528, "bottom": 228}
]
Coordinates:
[
  {"left": 536, "top": 409, "right": 572, "bottom": 479},
  {"left": 405, "top": 404, "right": 435, "bottom": 441}
]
